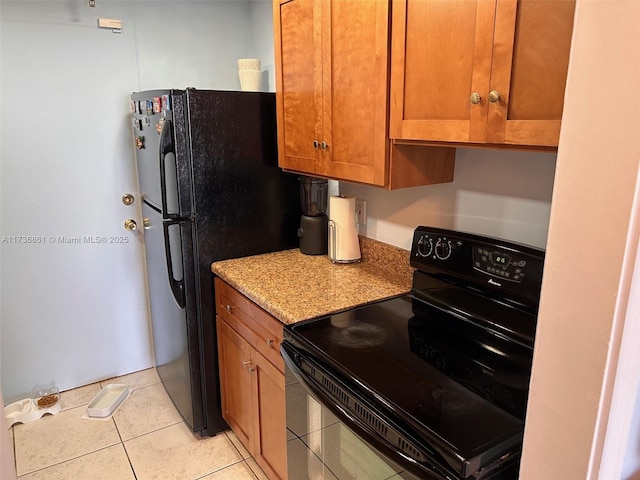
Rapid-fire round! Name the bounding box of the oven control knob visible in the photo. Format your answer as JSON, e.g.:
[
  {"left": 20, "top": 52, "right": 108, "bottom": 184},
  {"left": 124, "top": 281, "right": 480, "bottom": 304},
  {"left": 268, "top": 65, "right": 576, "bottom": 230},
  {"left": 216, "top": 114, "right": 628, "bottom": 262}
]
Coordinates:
[
  {"left": 417, "top": 235, "right": 433, "bottom": 257},
  {"left": 435, "top": 239, "right": 452, "bottom": 260}
]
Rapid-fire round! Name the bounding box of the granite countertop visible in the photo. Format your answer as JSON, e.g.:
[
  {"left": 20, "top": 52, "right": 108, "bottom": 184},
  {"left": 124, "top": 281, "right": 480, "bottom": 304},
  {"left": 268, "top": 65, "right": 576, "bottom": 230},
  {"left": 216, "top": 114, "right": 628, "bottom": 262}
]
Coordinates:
[{"left": 211, "top": 237, "right": 414, "bottom": 324}]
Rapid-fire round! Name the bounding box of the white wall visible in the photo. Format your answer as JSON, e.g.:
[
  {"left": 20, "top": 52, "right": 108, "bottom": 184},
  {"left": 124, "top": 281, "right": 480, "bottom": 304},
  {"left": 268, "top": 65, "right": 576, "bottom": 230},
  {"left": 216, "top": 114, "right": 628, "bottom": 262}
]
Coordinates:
[
  {"left": 249, "top": 0, "right": 277, "bottom": 92},
  {"left": 1, "top": 8, "right": 151, "bottom": 403},
  {"left": 341, "top": 148, "right": 556, "bottom": 250},
  {"left": 0, "top": 0, "right": 255, "bottom": 402}
]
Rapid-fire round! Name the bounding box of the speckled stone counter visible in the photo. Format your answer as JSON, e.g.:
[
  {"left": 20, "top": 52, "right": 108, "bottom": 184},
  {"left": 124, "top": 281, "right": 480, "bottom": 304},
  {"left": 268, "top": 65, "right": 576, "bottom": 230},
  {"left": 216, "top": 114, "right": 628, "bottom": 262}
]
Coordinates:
[{"left": 211, "top": 237, "right": 414, "bottom": 324}]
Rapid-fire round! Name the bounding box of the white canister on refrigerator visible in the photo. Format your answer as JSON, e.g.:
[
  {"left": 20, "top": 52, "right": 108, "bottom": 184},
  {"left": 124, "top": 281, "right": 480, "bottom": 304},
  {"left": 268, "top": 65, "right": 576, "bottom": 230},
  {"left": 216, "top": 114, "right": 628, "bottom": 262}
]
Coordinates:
[{"left": 328, "top": 195, "right": 361, "bottom": 263}]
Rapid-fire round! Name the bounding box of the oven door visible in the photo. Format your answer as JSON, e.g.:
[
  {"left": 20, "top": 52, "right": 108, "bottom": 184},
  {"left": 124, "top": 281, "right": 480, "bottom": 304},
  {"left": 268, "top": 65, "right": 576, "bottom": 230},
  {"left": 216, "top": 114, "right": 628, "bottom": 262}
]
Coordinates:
[
  {"left": 282, "top": 340, "right": 521, "bottom": 480},
  {"left": 284, "top": 358, "right": 424, "bottom": 480}
]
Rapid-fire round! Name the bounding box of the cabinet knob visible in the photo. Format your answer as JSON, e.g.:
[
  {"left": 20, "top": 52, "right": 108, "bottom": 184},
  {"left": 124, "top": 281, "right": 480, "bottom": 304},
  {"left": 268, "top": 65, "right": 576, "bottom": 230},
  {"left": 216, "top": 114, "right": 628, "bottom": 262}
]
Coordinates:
[
  {"left": 313, "top": 140, "right": 319, "bottom": 149},
  {"left": 224, "top": 304, "right": 233, "bottom": 314},
  {"left": 470, "top": 92, "right": 481, "bottom": 105},
  {"left": 242, "top": 360, "right": 252, "bottom": 366},
  {"left": 266, "top": 338, "right": 275, "bottom": 348},
  {"left": 320, "top": 141, "right": 328, "bottom": 150},
  {"left": 489, "top": 90, "right": 501, "bottom": 103},
  {"left": 248, "top": 367, "right": 255, "bottom": 373}
]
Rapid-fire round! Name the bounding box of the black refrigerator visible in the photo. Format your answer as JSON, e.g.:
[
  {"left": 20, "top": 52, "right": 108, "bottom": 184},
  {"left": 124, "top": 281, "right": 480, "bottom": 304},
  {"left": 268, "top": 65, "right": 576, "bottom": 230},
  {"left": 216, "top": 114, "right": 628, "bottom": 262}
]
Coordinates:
[{"left": 130, "top": 89, "right": 299, "bottom": 435}]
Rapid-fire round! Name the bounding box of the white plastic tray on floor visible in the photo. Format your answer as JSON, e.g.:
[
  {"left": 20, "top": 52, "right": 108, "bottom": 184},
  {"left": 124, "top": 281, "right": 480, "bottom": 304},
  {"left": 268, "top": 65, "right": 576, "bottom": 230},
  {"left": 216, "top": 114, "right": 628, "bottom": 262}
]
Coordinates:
[{"left": 87, "top": 384, "right": 129, "bottom": 418}]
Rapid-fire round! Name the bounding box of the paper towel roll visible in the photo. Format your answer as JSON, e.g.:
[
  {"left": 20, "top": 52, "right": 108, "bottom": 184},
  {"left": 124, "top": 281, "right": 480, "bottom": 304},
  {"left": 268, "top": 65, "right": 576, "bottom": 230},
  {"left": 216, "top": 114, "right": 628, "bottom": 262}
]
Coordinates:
[{"left": 328, "top": 195, "right": 361, "bottom": 263}]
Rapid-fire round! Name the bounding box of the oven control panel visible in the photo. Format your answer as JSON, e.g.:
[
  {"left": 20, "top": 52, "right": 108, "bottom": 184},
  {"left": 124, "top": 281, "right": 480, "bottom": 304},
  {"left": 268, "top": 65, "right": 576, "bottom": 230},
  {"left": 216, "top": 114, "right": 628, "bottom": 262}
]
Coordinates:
[
  {"left": 472, "top": 247, "right": 530, "bottom": 283},
  {"left": 411, "top": 226, "right": 545, "bottom": 311}
]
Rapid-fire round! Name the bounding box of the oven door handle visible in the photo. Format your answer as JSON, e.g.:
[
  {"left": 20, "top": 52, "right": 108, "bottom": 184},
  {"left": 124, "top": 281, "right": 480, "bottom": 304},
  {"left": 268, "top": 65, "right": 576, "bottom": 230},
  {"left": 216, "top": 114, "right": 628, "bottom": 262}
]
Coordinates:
[{"left": 280, "top": 341, "right": 462, "bottom": 480}]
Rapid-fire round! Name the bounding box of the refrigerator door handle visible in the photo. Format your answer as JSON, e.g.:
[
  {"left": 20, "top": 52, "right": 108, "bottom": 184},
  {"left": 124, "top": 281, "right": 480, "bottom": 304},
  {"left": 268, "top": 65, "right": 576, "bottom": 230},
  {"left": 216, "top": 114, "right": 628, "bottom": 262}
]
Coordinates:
[
  {"left": 163, "top": 219, "right": 186, "bottom": 309},
  {"left": 159, "top": 118, "right": 178, "bottom": 220}
]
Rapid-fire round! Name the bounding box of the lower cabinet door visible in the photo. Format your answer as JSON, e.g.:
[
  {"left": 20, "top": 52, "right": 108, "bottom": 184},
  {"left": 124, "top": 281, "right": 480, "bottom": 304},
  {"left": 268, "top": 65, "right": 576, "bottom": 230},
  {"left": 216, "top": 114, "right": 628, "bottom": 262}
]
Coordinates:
[
  {"left": 217, "top": 316, "right": 252, "bottom": 448},
  {"left": 251, "top": 350, "right": 287, "bottom": 480}
]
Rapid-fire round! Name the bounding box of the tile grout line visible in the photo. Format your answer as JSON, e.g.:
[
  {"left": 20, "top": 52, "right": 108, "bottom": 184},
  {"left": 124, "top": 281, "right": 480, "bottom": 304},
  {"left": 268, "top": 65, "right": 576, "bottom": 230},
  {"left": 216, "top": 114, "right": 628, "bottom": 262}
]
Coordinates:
[
  {"left": 192, "top": 458, "right": 252, "bottom": 480},
  {"left": 244, "top": 459, "right": 261, "bottom": 480},
  {"left": 111, "top": 415, "right": 138, "bottom": 479},
  {"left": 223, "top": 431, "right": 246, "bottom": 459},
  {"left": 120, "top": 419, "right": 183, "bottom": 443},
  {"left": 219, "top": 431, "right": 260, "bottom": 480}
]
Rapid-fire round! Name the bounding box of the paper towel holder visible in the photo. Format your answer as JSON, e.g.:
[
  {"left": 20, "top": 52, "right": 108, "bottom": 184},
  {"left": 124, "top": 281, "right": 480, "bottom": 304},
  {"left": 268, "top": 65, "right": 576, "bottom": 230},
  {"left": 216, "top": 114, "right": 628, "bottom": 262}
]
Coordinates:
[{"left": 328, "top": 195, "right": 361, "bottom": 264}]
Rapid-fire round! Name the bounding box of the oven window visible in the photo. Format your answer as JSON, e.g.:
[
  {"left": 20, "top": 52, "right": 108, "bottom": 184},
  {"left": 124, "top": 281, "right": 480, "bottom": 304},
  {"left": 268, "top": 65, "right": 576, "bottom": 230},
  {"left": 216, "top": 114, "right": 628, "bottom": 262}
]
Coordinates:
[{"left": 286, "top": 366, "right": 422, "bottom": 480}]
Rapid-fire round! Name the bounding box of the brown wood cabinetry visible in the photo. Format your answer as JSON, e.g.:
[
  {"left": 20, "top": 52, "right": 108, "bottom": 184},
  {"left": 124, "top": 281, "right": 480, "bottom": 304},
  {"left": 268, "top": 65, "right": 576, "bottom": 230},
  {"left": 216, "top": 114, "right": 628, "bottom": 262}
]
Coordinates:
[
  {"left": 273, "top": 0, "right": 455, "bottom": 189},
  {"left": 390, "top": 0, "right": 575, "bottom": 148},
  {"left": 215, "top": 278, "right": 287, "bottom": 480}
]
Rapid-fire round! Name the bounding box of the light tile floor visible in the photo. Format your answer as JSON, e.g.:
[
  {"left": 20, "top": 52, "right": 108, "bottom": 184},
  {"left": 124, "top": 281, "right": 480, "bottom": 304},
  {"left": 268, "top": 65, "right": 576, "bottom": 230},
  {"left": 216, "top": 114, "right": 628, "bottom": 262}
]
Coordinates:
[{"left": 8, "top": 368, "right": 269, "bottom": 480}]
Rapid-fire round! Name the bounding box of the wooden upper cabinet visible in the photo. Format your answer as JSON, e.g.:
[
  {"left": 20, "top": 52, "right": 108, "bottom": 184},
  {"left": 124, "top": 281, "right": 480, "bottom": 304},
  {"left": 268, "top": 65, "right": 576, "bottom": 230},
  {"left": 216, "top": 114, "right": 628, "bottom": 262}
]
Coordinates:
[
  {"left": 390, "top": 0, "right": 575, "bottom": 148},
  {"left": 275, "top": 0, "right": 388, "bottom": 185},
  {"left": 274, "top": 0, "right": 455, "bottom": 189}
]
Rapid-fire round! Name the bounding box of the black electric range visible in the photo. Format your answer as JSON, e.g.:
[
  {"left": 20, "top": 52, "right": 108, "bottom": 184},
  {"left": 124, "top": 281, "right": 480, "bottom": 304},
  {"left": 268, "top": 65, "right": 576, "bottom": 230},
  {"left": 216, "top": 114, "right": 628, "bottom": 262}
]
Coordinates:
[{"left": 281, "top": 226, "right": 545, "bottom": 480}]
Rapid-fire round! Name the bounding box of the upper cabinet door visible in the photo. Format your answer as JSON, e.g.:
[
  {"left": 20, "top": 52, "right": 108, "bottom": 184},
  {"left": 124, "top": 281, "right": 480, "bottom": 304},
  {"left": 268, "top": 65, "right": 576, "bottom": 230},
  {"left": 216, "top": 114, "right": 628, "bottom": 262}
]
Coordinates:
[
  {"left": 390, "top": 0, "right": 497, "bottom": 143},
  {"left": 321, "top": 0, "right": 389, "bottom": 185},
  {"left": 274, "top": 0, "right": 322, "bottom": 174},
  {"left": 486, "top": 0, "right": 576, "bottom": 146},
  {"left": 390, "top": 0, "right": 575, "bottom": 148}
]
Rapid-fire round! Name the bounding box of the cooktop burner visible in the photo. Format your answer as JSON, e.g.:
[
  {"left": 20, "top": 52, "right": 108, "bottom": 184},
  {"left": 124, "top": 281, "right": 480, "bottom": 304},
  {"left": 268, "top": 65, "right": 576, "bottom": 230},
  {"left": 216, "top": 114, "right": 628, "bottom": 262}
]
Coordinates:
[
  {"left": 328, "top": 322, "right": 388, "bottom": 349},
  {"left": 419, "top": 385, "right": 484, "bottom": 418}
]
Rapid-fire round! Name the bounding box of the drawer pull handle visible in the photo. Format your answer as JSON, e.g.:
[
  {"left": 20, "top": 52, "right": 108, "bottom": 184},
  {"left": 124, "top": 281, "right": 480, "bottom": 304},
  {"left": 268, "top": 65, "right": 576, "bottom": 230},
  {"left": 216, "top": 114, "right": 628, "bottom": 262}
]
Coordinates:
[
  {"left": 224, "top": 304, "right": 233, "bottom": 314},
  {"left": 266, "top": 338, "right": 275, "bottom": 348},
  {"left": 248, "top": 367, "right": 255, "bottom": 373}
]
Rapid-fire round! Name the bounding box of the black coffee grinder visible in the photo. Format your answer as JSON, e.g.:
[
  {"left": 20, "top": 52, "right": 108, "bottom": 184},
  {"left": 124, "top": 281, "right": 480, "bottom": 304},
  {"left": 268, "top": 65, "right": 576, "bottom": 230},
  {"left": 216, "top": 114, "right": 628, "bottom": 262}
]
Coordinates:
[{"left": 298, "top": 176, "right": 328, "bottom": 255}]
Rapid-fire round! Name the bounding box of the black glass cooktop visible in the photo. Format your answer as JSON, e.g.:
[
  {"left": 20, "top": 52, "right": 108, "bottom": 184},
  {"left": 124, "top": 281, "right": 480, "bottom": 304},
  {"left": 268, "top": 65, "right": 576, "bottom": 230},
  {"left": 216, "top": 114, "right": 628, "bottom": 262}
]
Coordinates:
[{"left": 285, "top": 294, "right": 534, "bottom": 476}]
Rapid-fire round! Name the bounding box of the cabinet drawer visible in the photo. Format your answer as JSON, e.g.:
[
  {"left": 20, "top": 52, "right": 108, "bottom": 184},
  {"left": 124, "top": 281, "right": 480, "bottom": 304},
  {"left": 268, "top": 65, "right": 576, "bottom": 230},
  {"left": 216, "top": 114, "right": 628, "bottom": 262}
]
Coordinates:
[{"left": 215, "top": 278, "right": 284, "bottom": 372}]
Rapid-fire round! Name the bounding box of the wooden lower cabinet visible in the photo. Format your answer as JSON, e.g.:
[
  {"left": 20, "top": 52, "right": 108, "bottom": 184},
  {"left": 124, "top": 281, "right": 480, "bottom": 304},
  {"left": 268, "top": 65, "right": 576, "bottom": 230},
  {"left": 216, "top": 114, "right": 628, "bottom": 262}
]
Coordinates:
[
  {"left": 217, "top": 318, "right": 253, "bottom": 449},
  {"left": 250, "top": 346, "right": 287, "bottom": 479},
  {"left": 215, "top": 278, "right": 287, "bottom": 480}
]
